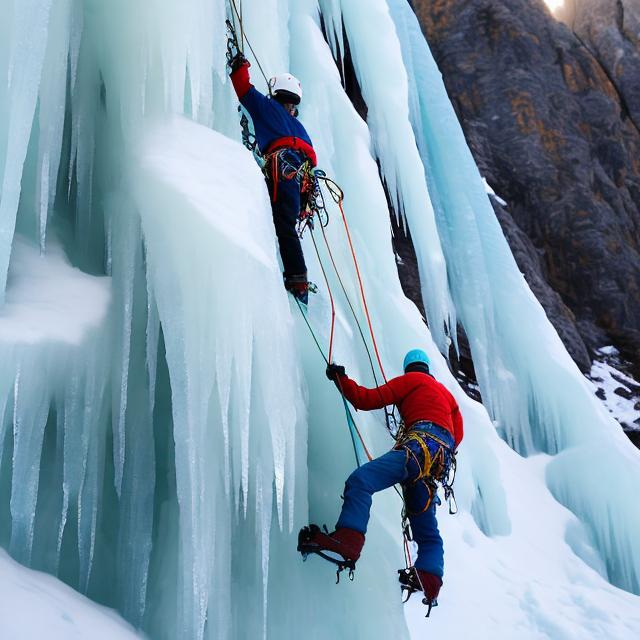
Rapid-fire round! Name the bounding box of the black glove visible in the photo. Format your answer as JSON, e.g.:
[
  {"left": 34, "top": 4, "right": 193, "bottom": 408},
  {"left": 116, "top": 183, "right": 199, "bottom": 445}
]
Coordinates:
[
  {"left": 326, "top": 363, "right": 346, "bottom": 382},
  {"left": 229, "top": 52, "right": 248, "bottom": 72}
]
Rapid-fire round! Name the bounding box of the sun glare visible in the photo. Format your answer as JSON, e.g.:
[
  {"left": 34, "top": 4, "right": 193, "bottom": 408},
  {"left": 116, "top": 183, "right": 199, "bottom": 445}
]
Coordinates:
[{"left": 543, "top": 0, "right": 565, "bottom": 11}]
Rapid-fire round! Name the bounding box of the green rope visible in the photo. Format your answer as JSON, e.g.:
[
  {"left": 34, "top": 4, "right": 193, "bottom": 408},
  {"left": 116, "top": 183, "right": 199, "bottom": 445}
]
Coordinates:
[
  {"left": 295, "top": 298, "right": 328, "bottom": 365},
  {"left": 341, "top": 395, "right": 366, "bottom": 467},
  {"left": 294, "top": 298, "right": 363, "bottom": 466}
]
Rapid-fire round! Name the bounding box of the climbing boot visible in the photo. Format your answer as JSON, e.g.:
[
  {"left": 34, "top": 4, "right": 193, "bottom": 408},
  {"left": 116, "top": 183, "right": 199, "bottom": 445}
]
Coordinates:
[
  {"left": 284, "top": 273, "right": 309, "bottom": 306},
  {"left": 416, "top": 570, "right": 442, "bottom": 600},
  {"left": 398, "top": 567, "right": 442, "bottom": 615},
  {"left": 298, "top": 525, "right": 365, "bottom": 565}
]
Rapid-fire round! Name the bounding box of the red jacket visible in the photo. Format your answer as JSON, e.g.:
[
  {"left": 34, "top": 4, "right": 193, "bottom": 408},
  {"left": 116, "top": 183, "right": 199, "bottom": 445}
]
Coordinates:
[{"left": 338, "top": 372, "right": 463, "bottom": 448}]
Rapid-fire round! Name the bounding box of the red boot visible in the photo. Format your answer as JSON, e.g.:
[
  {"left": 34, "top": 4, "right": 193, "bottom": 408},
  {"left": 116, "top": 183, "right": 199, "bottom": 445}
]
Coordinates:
[
  {"left": 399, "top": 567, "right": 443, "bottom": 603},
  {"left": 416, "top": 570, "right": 443, "bottom": 601},
  {"left": 284, "top": 273, "right": 309, "bottom": 305},
  {"left": 298, "top": 525, "right": 365, "bottom": 563}
]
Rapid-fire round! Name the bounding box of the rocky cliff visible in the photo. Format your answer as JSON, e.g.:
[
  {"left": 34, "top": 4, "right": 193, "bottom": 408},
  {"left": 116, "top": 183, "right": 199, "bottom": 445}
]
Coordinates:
[
  {"left": 410, "top": 0, "right": 640, "bottom": 379},
  {"left": 560, "top": 0, "right": 640, "bottom": 129}
]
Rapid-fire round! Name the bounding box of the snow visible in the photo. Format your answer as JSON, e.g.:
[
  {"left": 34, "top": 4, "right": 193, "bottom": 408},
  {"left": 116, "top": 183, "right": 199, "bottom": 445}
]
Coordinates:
[
  {"left": 0, "top": 549, "right": 141, "bottom": 639},
  {"left": 0, "top": 0, "right": 639, "bottom": 639},
  {"left": 0, "top": 238, "right": 110, "bottom": 345},
  {"left": 482, "top": 176, "right": 508, "bottom": 206},
  {"left": 589, "top": 348, "right": 640, "bottom": 431},
  {"left": 590, "top": 361, "right": 639, "bottom": 429},
  {"left": 408, "top": 446, "right": 640, "bottom": 639}
]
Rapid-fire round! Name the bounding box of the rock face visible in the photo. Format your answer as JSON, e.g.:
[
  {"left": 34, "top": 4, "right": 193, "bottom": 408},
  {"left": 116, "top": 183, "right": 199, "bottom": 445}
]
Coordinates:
[
  {"left": 411, "top": 0, "right": 640, "bottom": 375},
  {"left": 562, "top": 0, "right": 640, "bottom": 130}
]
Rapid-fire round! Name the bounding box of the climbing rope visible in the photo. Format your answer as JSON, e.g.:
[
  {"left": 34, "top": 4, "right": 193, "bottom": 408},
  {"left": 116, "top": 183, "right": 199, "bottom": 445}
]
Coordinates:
[
  {"left": 228, "top": 0, "right": 272, "bottom": 93},
  {"left": 294, "top": 297, "right": 373, "bottom": 465},
  {"left": 322, "top": 176, "right": 388, "bottom": 383},
  {"left": 303, "top": 175, "right": 427, "bottom": 576},
  {"left": 309, "top": 173, "right": 403, "bottom": 437},
  {"left": 308, "top": 228, "right": 337, "bottom": 364}
]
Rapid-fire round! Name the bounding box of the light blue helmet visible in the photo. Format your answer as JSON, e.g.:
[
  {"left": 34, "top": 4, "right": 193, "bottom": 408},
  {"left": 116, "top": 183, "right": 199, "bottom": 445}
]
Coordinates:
[{"left": 403, "top": 349, "right": 430, "bottom": 372}]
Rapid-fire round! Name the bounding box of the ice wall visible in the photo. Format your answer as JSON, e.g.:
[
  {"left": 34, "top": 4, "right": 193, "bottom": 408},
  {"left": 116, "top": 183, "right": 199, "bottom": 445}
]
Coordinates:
[
  {"left": 0, "top": 0, "right": 639, "bottom": 638},
  {"left": 0, "top": 238, "right": 111, "bottom": 583},
  {"left": 385, "top": 0, "right": 640, "bottom": 594},
  {"left": 130, "top": 117, "right": 308, "bottom": 638}
]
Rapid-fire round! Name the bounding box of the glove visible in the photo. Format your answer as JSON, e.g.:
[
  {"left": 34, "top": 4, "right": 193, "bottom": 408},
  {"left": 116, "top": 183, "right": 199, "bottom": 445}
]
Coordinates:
[
  {"left": 229, "top": 52, "right": 248, "bottom": 72},
  {"left": 326, "top": 363, "right": 346, "bottom": 382}
]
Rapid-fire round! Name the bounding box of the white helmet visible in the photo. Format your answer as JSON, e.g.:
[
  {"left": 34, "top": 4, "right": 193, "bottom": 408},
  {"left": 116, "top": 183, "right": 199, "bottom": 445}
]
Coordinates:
[{"left": 269, "top": 73, "right": 302, "bottom": 104}]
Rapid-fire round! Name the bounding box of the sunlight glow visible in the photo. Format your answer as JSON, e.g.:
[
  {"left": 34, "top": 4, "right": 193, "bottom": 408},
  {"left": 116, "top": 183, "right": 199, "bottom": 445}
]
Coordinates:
[{"left": 543, "top": 0, "right": 565, "bottom": 11}]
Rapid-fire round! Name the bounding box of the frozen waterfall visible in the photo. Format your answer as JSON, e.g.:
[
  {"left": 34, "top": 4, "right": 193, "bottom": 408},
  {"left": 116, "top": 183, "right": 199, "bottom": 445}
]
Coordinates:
[{"left": 0, "top": 0, "right": 639, "bottom": 638}]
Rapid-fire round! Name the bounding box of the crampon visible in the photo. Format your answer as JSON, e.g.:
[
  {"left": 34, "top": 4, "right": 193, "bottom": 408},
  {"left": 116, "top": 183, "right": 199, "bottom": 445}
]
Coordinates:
[
  {"left": 297, "top": 524, "right": 357, "bottom": 584},
  {"left": 398, "top": 567, "right": 439, "bottom": 617}
]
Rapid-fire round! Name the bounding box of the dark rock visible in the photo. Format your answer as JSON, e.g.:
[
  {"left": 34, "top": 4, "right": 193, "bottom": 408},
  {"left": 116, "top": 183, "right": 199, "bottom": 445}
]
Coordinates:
[
  {"left": 596, "top": 387, "right": 607, "bottom": 400},
  {"left": 611, "top": 371, "right": 640, "bottom": 393},
  {"left": 627, "top": 430, "right": 640, "bottom": 447},
  {"left": 613, "top": 385, "right": 633, "bottom": 399},
  {"left": 411, "top": 0, "right": 640, "bottom": 375},
  {"left": 560, "top": 0, "right": 640, "bottom": 129}
]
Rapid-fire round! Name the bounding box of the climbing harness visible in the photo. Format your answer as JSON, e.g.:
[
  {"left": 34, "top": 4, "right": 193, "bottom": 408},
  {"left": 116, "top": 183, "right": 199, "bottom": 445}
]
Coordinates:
[{"left": 394, "top": 425, "right": 457, "bottom": 516}]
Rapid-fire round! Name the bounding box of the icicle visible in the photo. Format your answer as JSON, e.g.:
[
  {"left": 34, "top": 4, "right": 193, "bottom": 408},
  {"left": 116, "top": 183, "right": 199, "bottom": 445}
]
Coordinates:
[
  {"left": 0, "top": 0, "right": 54, "bottom": 297},
  {"left": 10, "top": 358, "right": 51, "bottom": 564},
  {"left": 35, "top": 0, "right": 73, "bottom": 253}
]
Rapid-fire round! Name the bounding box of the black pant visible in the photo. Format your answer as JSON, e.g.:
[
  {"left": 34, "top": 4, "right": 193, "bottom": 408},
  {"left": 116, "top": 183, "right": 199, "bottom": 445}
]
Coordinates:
[{"left": 266, "top": 150, "right": 307, "bottom": 277}]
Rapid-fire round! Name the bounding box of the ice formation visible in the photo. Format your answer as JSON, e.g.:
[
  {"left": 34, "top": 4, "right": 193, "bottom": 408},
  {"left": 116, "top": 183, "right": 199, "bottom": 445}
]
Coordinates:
[{"left": 0, "top": 0, "right": 639, "bottom": 638}]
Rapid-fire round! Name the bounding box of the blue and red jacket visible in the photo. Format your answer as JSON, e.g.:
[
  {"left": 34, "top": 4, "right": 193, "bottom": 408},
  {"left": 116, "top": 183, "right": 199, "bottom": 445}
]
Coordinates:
[
  {"left": 337, "top": 371, "right": 464, "bottom": 449},
  {"left": 230, "top": 62, "right": 317, "bottom": 166}
]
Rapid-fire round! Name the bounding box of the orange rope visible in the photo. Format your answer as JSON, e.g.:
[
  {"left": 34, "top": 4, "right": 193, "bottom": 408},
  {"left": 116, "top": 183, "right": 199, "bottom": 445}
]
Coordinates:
[
  {"left": 308, "top": 228, "right": 372, "bottom": 461},
  {"left": 336, "top": 199, "right": 388, "bottom": 384}
]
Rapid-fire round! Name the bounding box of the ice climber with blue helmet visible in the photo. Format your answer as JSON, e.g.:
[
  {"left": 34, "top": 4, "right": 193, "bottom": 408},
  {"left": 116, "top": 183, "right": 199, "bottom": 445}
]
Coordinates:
[{"left": 298, "top": 349, "right": 464, "bottom": 605}]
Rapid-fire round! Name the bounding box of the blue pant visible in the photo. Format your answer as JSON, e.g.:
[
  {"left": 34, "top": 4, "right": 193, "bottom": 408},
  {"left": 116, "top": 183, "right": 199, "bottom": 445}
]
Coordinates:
[{"left": 335, "top": 449, "right": 445, "bottom": 576}]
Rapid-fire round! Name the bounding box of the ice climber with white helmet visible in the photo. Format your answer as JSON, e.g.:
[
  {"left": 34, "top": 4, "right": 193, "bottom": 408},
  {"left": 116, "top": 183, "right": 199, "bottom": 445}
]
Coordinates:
[
  {"left": 298, "top": 349, "right": 464, "bottom": 607},
  {"left": 229, "top": 52, "right": 316, "bottom": 305}
]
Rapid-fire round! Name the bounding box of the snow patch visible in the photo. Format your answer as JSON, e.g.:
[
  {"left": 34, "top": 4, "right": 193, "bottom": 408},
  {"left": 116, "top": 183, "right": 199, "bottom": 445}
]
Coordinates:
[
  {"left": 0, "top": 550, "right": 141, "bottom": 639},
  {"left": 589, "top": 347, "right": 640, "bottom": 431},
  {"left": 0, "top": 238, "right": 111, "bottom": 345},
  {"left": 482, "top": 176, "right": 508, "bottom": 206}
]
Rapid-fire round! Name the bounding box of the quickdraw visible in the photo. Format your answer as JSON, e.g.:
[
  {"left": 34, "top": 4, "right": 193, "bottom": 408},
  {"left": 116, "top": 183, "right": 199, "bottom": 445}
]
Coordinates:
[
  {"left": 225, "top": 19, "right": 241, "bottom": 67},
  {"left": 238, "top": 108, "right": 260, "bottom": 156}
]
